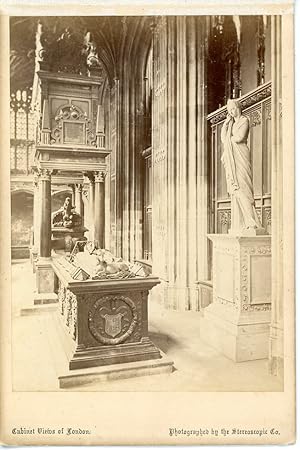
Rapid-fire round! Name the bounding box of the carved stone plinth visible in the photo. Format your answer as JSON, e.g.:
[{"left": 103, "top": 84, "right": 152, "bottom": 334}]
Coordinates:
[
  {"left": 34, "top": 258, "right": 58, "bottom": 305},
  {"left": 52, "top": 258, "right": 173, "bottom": 372},
  {"left": 204, "top": 234, "right": 271, "bottom": 362}
]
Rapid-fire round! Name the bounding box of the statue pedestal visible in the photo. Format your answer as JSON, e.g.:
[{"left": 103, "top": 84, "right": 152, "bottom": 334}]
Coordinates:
[{"left": 204, "top": 234, "right": 271, "bottom": 362}]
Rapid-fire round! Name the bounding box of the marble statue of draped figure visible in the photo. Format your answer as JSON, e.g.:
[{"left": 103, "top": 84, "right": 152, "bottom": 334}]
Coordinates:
[{"left": 221, "top": 99, "right": 263, "bottom": 235}]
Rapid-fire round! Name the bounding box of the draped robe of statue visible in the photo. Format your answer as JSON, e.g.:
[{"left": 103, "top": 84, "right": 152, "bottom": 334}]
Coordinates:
[{"left": 221, "top": 115, "right": 262, "bottom": 234}]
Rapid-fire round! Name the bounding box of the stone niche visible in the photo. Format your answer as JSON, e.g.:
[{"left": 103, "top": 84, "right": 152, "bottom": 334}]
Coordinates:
[
  {"left": 51, "top": 196, "right": 87, "bottom": 253},
  {"left": 52, "top": 251, "right": 170, "bottom": 372}
]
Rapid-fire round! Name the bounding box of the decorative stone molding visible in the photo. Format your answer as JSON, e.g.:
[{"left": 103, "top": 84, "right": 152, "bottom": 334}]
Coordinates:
[
  {"left": 265, "top": 101, "right": 271, "bottom": 120},
  {"left": 265, "top": 207, "right": 272, "bottom": 225},
  {"left": 208, "top": 81, "right": 271, "bottom": 125},
  {"left": 219, "top": 210, "right": 231, "bottom": 226},
  {"left": 240, "top": 243, "right": 271, "bottom": 312},
  {"left": 249, "top": 108, "right": 262, "bottom": 127}
]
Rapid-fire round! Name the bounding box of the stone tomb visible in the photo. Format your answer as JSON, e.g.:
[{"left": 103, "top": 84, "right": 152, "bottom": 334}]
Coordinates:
[{"left": 52, "top": 254, "right": 173, "bottom": 384}]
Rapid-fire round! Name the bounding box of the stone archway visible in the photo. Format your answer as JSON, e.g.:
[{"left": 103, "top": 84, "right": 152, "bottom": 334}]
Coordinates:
[{"left": 51, "top": 189, "right": 73, "bottom": 213}]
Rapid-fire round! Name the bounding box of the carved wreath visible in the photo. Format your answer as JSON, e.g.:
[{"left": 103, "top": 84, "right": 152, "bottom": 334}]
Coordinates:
[{"left": 88, "top": 295, "right": 138, "bottom": 345}]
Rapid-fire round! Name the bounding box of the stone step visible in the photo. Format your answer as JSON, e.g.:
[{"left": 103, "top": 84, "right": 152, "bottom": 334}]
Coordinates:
[{"left": 21, "top": 304, "right": 58, "bottom": 316}]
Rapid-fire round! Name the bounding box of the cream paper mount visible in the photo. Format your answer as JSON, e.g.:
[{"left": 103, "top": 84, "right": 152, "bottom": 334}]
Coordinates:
[{"left": 0, "top": 1, "right": 295, "bottom": 446}]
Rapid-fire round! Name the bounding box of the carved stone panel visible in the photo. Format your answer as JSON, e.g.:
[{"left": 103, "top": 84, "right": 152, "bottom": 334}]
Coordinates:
[{"left": 88, "top": 295, "right": 140, "bottom": 345}]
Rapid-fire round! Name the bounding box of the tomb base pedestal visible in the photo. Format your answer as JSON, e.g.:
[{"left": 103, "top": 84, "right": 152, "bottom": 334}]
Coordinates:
[{"left": 204, "top": 234, "right": 271, "bottom": 362}]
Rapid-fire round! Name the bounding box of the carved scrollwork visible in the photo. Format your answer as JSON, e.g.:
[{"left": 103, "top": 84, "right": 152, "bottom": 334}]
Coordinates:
[
  {"left": 64, "top": 288, "right": 78, "bottom": 340},
  {"left": 57, "top": 280, "right": 66, "bottom": 316},
  {"left": 249, "top": 109, "right": 262, "bottom": 127},
  {"left": 219, "top": 210, "right": 231, "bottom": 226},
  {"left": 50, "top": 104, "right": 96, "bottom": 147},
  {"left": 243, "top": 303, "right": 271, "bottom": 312},
  {"left": 265, "top": 208, "right": 271, "bottom": 225}
]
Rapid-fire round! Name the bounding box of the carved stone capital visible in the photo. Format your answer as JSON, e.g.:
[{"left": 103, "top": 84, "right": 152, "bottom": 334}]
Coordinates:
[
  {"left": 32, "top": 167, "right": 40, "bottom": 187},
  {"left": 75, "top": 184, "right": 83, "bottom": 193},
  {"left": 83, "top": 172, "right": 95, "bottom": 185},
  {"left": 38, "top": 168, "right": 52, "bottom": 181},
  {"left": 94, "top": 171, "right": 106, "bottom": 183}
]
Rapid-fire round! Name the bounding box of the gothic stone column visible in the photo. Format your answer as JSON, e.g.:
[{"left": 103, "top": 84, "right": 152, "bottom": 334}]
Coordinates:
[
  {"left": 94, "top": 171, "right": 106, "bottom": 248},
  {"left": 34, "top": 168, "right": 57, "bottom": 305}
]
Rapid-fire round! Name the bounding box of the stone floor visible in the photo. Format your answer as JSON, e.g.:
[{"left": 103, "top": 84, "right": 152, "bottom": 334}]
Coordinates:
[{"left": 11, "top": 259, "right": 283, "bottom": 392}]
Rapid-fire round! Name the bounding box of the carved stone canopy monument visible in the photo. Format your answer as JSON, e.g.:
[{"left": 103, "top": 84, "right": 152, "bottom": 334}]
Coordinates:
[
  {"left": 205, "top": 99, "right": 271, "bottom": 362},
  {"left": 31, "top": 21, "right": 111, "bottom": 307},
  {"left": 52, "top": 197, "right": 87, "bottom": 253}
]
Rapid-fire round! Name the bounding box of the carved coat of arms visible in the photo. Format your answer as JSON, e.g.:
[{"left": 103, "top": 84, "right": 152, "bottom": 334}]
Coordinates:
[{"left": 102, "top": 312, "right": 125, "bottom": 338}]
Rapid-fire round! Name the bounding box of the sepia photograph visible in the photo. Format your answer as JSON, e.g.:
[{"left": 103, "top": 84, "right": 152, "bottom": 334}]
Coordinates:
[{"left": 0, "top": 0, "right": 295, "bottom": 445}]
